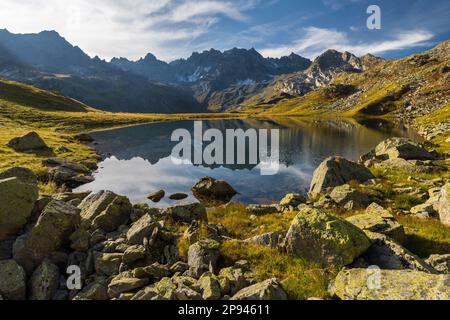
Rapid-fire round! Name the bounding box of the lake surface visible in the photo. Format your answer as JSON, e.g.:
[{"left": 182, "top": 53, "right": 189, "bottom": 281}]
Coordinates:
[{"left": 75, "top": 118, "right": 419, "bottom": 207}]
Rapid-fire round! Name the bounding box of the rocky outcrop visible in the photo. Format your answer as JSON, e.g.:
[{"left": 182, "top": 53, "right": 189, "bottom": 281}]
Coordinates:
[
  {"left": 329, "top": 184, "right": 371, "bottom": 210},
  {"left": 0, "top": 177, "right": 39, "bottom": 240},
  {"left": 374, "top": 138, "right": 434, "bottom": 160},
  {"left": 43, "top": 157, "right": 94, "bottom": 188},
  {"left": 78, "top": 191, "right": 132, "bottom": 232},
  {"left": 14, "top": 200, "right": 80, "bottom": 273},
  {"left": 309, "top": 156, "right": 374, "bottom": 198},
  {"left": 192, "top": 177, "right": 237, "bottom": 206},
  {"left": 164, "top": 203, "right": 207, "bottom": 223},
  {"left": 331, "top": 269, "right": 450, "bottom": 300},
  {"left": 0, "top": 260, "right": 26, "bottom": 300},
  {"left": 346, "top": 203, "right": 405, "bottom": 243},
  {"left": 283, "top": 206, "right": 371, "bottom": 267},
  {"left": 354, "top": 232, "right": 436, "bottom": 273},
  {"left": 230, "top": 278, "right": 287, "bottom": 300},
  {"left": 7, "top": 132, "right": 49, "bottom": 152},
  {"left": 29, "top": 259, "right": 60, "bottom": 300}
]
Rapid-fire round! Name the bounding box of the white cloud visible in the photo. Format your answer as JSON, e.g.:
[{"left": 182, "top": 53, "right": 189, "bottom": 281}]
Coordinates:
[
  {"left": 0, "top": 0, "right": 253, "bottom": 61},
  {"left": 260, "top": 27, "right": 434, "bottom": 59}
]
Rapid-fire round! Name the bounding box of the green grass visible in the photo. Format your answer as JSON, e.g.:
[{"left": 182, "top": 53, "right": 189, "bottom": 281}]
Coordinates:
[
  {"left": 398, "top": 216, "right": 450, "bottom": 258},
  {"left": 220, "top": 240, "right": 335, "bottom": 300},
  {"left": 208, "top": 203, "right": 297, "bottom": 240}
]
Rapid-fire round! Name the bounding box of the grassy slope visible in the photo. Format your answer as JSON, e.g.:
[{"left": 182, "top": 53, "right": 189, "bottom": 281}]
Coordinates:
[
  {"left": 240, "top": 41, "right": 449, "bottom": 122},
  {"left": 0, "top": 79, "right": 245, "bottom": 180}
]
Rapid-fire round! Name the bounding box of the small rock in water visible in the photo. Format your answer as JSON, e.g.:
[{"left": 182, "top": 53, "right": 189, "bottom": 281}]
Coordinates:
[
  {"left": 169, "top": 193, "right": 189, "bottom": 201},
  {"left": 148, "top": 190, "right": 165, "bottom": 203}
]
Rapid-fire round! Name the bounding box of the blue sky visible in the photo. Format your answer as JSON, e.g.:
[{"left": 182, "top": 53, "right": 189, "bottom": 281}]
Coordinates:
[{"left": 0, "top": 0, "right": 449, "bottom": 61}]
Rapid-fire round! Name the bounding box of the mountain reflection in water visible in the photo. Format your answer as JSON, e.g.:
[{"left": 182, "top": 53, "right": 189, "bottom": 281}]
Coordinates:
[{"left": 75, "top": 118, "right": 419, "bottom": 207}]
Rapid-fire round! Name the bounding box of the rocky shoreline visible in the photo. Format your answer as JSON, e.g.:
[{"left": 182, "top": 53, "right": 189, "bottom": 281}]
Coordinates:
[{"left": 0, "top": 132, "right": 449, "bottom": 300}]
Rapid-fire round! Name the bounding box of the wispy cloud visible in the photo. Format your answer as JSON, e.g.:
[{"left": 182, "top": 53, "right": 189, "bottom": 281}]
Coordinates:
[
  {"left": 0, "top": 0, "right": 255, "bottom": 61},
  {"left": 260, "top": 27, "right": 434, "bottom": 58}
]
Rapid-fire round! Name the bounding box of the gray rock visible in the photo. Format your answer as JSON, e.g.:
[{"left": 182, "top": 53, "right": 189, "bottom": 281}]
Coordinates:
[
  {"left": 148, "top": 190, "right": 165, "bottom": 203},
  {"left": 0, "top": 260, "right": 26, "bottom": 300},
  {"left": 279, "top": 193, "right": 306, "bottom": 207},
  {"left": 244, "top": 231, "right": 286, "bottom": 248},
  {"left": 346, "top": 203, "right": 405, "bottom": 243},
  {"left": 78, "top": 191, "right": 132, "bottom": 232},
  {"left": 14, "top": 200, "right": 80, "bottom": 273},
  {"left": 123, "top": 245, "right": 146, "bottom": 264},
  {"left": 73, "top": 278, "right": 109, "bottom": 300},
  {"left": 283, "top": 205, "right": 371, "bottom": 267},
  {"left": 29, "top": 259, "right": 60, "bottom": 300},
  {"left": 0, "top": 167, "right": 37, "bottom": 185},
  {"left": 199, "top": 274, "right": 221, "bottom": 300},
  {"left": 309, "top": 156, "right": 374, "bottom": 199},
  {"left": 169, "top": 193, "right": 189, "bottom": 200},
  {"left": 329, "top": 184, "right": 371, "bottom": 210},
  {"left": 126, "top": 214, "right": 158, "bottom": 245},
  {"left": 231, "top": 278, "right": 287, "bottom": 300},
  {"left": 374, "top": 137, "right": 434, "bottom": 160},
  {"left": 438, "top": 183, "right": 450, "bottom": 227},
  {"left": 0, "top": 177, "right": 39, "bottom": 240},
  {"left": 357, "top": 232, "right": 437, "bottom": 273},
  {"left": 374, "top": 158, "right": 439, "bottom": 174},
  {"left": 108, "top": 275, "right": 149, "bottom": 298},
  {"left": 7, "top": 132, "right": 49, "bottom": 152},
  {"left": 133, "top": 263, "right": 170, "bottom": 280},
  {"left": 331, "top": 268, "right": 450, "bottom": 300},
  {"left": 188, "top": 239, "right": 220, "bottom": 278},
  {"left": 165, "top": 203, "right": 207, "bottom": 223},
  {"left": 192, "top": 177, "right": 237, "bottom": 205},
  {"left": 425, "top": 254, "right": 450, "bottom": 274},
  {"left": 94, "top": 253, "right": 123, "bottom": 276},
  {"left": 245, "top": 204, "right": 280, "bottom": 215},
  {"left": 410, "top": 203, "right": 438, "bottom": 219}
]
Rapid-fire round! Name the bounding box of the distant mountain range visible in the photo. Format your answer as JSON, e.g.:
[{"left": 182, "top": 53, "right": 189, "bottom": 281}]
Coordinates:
[{"left": 0, "top": 29, "right": 385, "bottom": 113}]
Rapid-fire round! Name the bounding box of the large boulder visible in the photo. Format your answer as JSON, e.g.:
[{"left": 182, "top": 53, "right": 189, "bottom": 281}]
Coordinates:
[
  {"left": 231, "top": 278, "right": 287, "bottom": 300},
  {"left": 438, "top": 183, "right": 450, "bottom": 226},
  {"left": 346, "top": 203, "right": 405, "bottom": 243},
  {"left": 192, "top": 177, "right": 237, "bottom": 206},
  {"left": 283, "top": 206, "right": 371, "bottom": 267},
  {"left": 7, "top": 132, "right": 49, "bottom": 152},
  {"left": 165, "top": 203, "right": 207, "bottom": 223},
  {"left": 331, "top": 268, "right": 450, "bottom": 300},
  {"left": 126, "top": 214, "right": 159, "bottom": 245},
  {"left": 329, "top": 184, "right": 371, "bottom": 210},
  {"left": 0, "top": 260, "right": 26, "bottom": 300},
  {"left": 374, "top": 158, "right": 439, "bottom": 174},
  {"left": 374, "top": 138, "right": 434, "bottom": 160},
  {"left": 279, "top": 193, "right": 306, "bottom": 208},
  {"left": 309, "top": 156, "right": 374, "bottom": 198},
  {"left": 14, "top": 200, "right": 80, "bottom": 273},
  {"left": 188, "top": 239, "right": 220, "bottom": 278},
  {"left": 244, "top": 231, "right": 286, "bottom": 248},
  {"left": 78, "top": 191, "right": 132, "bottom": 232},
  {"left": 355, "top": 232, "right": 436, "bottom": 273},
  {"left": 0, "top": 167, "right": 37, "bottom": 185},
  {"left": 0, "top": 177, "right": 39, "bottom": 240},
  {"left": 29, "top": 259, "right": 60, "bottom": 300},
  {"left": 43, "top": 158, "right": 93, "bottom": 188}
]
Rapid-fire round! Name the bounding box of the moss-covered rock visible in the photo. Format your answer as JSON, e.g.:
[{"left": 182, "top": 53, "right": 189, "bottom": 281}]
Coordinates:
[
  {"left": 438, "top": 183, "right": 450, "bottom": 226},
  {"left": 309, "top": 156, "right": 374, "bottom": 199},
  {"left": 284, "top": 206, "right": 371, "bottom": 267},
  {"left": 374, "top": 137, "right": 434, "bottom": 160},
  {"left": 346, "top": 203, "right": 405, "bottom": 243},
  {"left": 230, "top": 278, "right": 287, "bottom": 300},
  {"left": 0, "top": 177, "right": 39, "bottom": 240},
  {"left": 0, "top": 260, "right": 26, "bottom": 300},
  {"left": 331, "top": 268, "right": 450, "bottom": 300}
]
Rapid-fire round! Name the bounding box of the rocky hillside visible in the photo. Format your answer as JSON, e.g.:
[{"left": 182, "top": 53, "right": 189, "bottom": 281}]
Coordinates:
[
  {"left": 0, "top": 30, "right": 203, "bottom": 113},
  {"left": 240, "top": 41, "right": 449, "bottom": 131}
]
